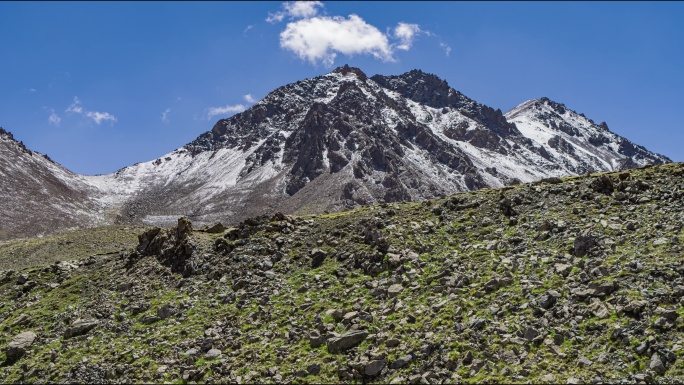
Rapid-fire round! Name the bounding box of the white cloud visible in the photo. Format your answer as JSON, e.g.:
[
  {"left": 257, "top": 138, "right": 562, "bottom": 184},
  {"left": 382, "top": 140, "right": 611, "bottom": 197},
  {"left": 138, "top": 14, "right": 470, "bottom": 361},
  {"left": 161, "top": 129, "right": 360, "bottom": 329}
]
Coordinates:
[
  {"left": 206, "top": 104, "right": 246, "bottom": 120},
  {"left": 243, "top": 24, "right": 255, "bottom": 36},
  {"left": 65, "top": 96, "right": 117, "bottom": 125},
  {"left": 29, "top": 88, "right": 37, "bottom": 92},
  {"left": 280, "top": 14, "right": 394, "bottom": 67},
  {"left": 440, "top": 42, "right": 452, "bottom": 57},
  {"left": 243, "top": 94, "right": 256, "bottom": 103},
  {"left": 284, "top": 1, "right": 323, "bottom": 18},
  {"left": 161, "top": 108, "right": 171, "bottom": 123},
  {"left": 394, "top": 23, "right": 421, "bottom": 51},
  {"left": 47, "top": 109, "right": 61, "bottom": 126},
  {"left": 267, "top": 1, "right": 323, "bottom": 23}
]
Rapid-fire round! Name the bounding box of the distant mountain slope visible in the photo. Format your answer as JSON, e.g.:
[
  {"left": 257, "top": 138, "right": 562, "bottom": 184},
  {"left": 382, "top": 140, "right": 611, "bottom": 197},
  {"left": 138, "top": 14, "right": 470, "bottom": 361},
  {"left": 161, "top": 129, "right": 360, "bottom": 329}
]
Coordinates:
[{"left": 0, "top": 128, "right": 103, "bottom": 240}]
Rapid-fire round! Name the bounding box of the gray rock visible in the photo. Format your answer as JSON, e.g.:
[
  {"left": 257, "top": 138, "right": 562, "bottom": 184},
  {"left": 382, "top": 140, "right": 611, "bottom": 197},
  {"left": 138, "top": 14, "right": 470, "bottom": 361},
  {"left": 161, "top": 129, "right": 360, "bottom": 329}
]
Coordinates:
[
  {"left": 654, "top": 307, "right": 678, "bottom": 320},
  {"left": 325, "top": 308, "right": 344, "bottom": 322},
  {"left": 574, "top": 235, "right": 598, "bottom": 256},
  {"left": 388, "top": 284, "right": 403, "bottom": 298},
  {"left": 577, "top": 356, "right": 593, "bottom": 367},
  {"left": 307, "top": 363, "right": 321, "bottom": 375},
  {"left": 64, "top": 319, "right": 99, "bottom": 339},
  {"left": 16, "top": 274, "right": 28, "bottom": 285},
  {"left": 141, "top": 314, "right": 160, "bottom": 324},
  {"left": 327, "top": 330, "right": 369, "bottom": 354},
  {"left": 311, "top": 248, "right": 327, "bottom": 268},
  {"left": 523, "top": 327, "right": 539, "bottom": 342},
  {"left": 157, "top": 304, "right": 176, "bottom": 320},
  {"left": 365, "top": 359, "right": 386, "bottom": 376},
  {"left": 555, "top": 263, "right": 573, "bottom": 276},
  {"left": 390, "top": 354, "right": 414, "bottom": 369},
  {"left": 650, "top": 353, "right": 666, "bottom": 375},
  {"left": 588, "top": 300, "right": 610, "bottom": 319},
  {"left": 537, "top": 293, "right": 556, "bottom": 309},
  {"left": 205, "top": 348, "right": 222, "bottom": 359},
  {"left": 6, "top": 331, "right": 37, "bottom": 361},
  {"left": 469, "top": 318, "right": 487, "bottom": 330},
  {"left": 309, "top": 331, "right": 326, "bottom": 348},
  {"left": 385, "top": 338, "right": 400, "bottom": 347}
]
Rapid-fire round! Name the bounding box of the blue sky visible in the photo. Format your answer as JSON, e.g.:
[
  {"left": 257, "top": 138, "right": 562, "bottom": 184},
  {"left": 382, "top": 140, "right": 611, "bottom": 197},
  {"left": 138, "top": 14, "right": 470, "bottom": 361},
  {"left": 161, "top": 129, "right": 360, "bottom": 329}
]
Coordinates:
[{"left": 1, "top": 1, "right": 682, "bottom": 175}]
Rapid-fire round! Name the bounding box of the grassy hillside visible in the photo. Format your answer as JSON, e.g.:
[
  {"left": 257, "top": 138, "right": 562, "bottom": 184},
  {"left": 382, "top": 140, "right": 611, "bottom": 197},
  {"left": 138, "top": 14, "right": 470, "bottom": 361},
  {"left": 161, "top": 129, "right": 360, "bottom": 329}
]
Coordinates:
[{"left": 1, "top": 163, "right": 684, "bottom": 384}]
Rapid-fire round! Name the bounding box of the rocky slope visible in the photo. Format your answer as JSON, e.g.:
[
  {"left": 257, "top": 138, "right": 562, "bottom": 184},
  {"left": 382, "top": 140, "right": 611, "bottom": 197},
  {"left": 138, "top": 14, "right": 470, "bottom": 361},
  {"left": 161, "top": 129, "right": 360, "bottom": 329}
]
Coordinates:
[
  {"left": 1, "top": 162, "right": 684, "bottom": 384},
  {"left": 0, "top": 128, "right": 104, "bottom": 240}
]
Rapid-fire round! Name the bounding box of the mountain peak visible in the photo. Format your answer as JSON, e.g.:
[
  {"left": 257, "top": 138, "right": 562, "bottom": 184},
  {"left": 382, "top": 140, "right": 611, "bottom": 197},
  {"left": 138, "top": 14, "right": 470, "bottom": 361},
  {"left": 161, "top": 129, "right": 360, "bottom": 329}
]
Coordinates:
[{"left": 331, "top": 64, "right": 367, "bottom": 80}]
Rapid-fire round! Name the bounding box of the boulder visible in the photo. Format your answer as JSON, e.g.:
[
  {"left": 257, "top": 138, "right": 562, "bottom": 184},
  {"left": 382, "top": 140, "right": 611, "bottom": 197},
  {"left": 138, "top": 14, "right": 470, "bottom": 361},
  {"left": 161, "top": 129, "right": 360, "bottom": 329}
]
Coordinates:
[
  {"left": 64, "top": 319, "right": 99, "bottom": 339},
  {"left": 327, "top": 330, "right": 368, "bottom": 354},
  {"left": 6, "top": 331, "right": 37, "bottom": 361}
]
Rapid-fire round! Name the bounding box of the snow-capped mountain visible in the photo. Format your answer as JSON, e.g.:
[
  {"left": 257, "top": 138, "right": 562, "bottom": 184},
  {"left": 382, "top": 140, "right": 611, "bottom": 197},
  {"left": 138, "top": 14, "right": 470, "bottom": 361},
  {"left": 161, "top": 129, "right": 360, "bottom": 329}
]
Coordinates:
[
  {"left": 0, "top": 66, "right": 671, "bottom": 239},
  {"left": 506, "top": 97, "right": 669, "bottom": 174},
  {"left": 80, "top": 65, "right": 670, "bottom": 227},
  {"left": 0, "top": 128, "right": 104, "bottom": 240}
]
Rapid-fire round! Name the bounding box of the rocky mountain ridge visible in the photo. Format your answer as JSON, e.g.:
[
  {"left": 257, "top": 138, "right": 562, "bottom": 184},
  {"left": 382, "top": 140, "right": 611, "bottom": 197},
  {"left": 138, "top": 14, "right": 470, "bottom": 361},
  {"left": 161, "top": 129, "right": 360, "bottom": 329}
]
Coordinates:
[
  {"left": 0, "top": 66, "right": 671, "bottom": 240},
  {"left": 1, "top": 162, "right": 684, "bottom": 383}
]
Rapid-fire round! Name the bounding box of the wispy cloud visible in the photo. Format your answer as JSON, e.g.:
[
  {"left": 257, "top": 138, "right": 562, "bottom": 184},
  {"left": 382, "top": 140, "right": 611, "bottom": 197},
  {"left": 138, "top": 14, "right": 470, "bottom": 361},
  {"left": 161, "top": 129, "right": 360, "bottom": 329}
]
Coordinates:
[
  {"left": 440, "top": 42, "right": 452, "bottom": 57},
  {"left": 47, "top": 109, "right": 61, "bottom": 126},
  {"left": 243, "top": 94, "right": 256, "bottom": 103},
  {"left": 267, "top": 1, "right": 324, "bottom": 23},
  {"left": 65, "top": 96, "right": 117, "bottom": 125},
  {"left": 206, "top": 104, "right": 246, "bottom": 120},
  {"left": 161, "top": 108, "right": 171, "bottom": 123},
  {"left": 29, "top": 88, "right": 37, "bottom": 93},
  {"left": 271, "top": 2, "right": 436, "bottom": 67},
  {"left": 243, "top": 24, "right": 255, "bottom": 36}
]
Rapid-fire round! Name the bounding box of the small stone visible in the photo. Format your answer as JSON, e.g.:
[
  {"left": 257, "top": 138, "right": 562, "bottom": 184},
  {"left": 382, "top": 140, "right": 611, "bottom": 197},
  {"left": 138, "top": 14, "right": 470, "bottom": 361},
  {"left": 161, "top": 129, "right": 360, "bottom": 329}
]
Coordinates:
[
  {"left": 205, "top": 348, "right": 222, "bottom": 359},
  {"left": 542, "top": 374, "right": 556, "bottom": 382}
]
